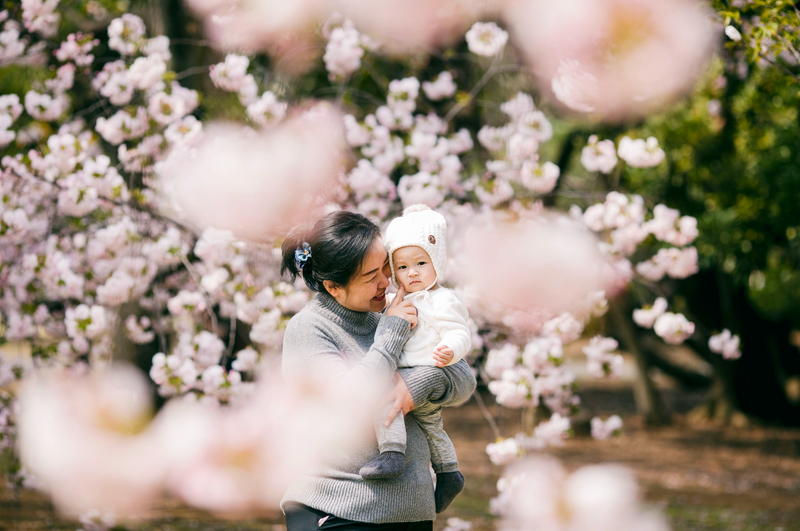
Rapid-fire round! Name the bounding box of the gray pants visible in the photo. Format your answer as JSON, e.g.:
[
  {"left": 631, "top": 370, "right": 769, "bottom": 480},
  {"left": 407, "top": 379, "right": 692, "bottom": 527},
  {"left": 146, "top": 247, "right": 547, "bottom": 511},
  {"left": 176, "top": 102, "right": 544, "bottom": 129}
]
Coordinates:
[{"left": 376, "top": 368, "right": 459, "bottom": 474}]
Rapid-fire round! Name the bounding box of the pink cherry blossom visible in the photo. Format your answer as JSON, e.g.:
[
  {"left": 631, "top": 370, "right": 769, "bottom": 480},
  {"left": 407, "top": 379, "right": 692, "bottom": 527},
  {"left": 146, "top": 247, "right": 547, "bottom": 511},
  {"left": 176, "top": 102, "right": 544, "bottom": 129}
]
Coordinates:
[
  {"left": 581, "top": 135, "right": 618, "bottom": 174},
  {"left": 16, "top": 365, "right": 165, "bottom": 516},
  {"left": 709, "top": 329, "right": 741, "bottom": 360},
  {"left": 653, "top": 312, "right": 695, "bottom": 345},
  {"left": 454, "top": 215, "right": 609, "bottom": 315},
  {"left": 107, "top": 14, "right": 146, "bottom": 55},
  {"left": 157, "top": 104, "right": 345, "bottom": 241},
  {"left": 246, "top": 91, "right": 287, "bottom": 128},
  {"left": 128, "top": 54, "right": 167, "bottom": 90},
  {"left": 209, "top": 54, "right": 251, "bottom": 92},
  {"left": 508, "top": 0, "right": 716, "bottom": 121},
  {"left": 324, "top": 19, "right": 365, "bottom": 81},
  {"left": 465, "top": 21, "right": 509, "bottom": 57},
  {"left": 632, "top": 297, "right": 668, "bottom": 328},
  {"left": 422, "top": 71, "right": 457, "bottom": 100},
  {"left": 485, "top": 344, "right": 521, "bottom": 379},
  {"left": 582, "top": 336, "right": 623, "bottom": 378},
  {"left": 591, "top": 415, "right": 623, "bottom": 440},
  {"left": 532, "top": 413, "right": 570, "bottom": 448},
  {"left": 618, "top": 136, "right": 666, "bottom": 168},
  {"left": 486, "top": 438, "right": 520, "bottom": 466}
]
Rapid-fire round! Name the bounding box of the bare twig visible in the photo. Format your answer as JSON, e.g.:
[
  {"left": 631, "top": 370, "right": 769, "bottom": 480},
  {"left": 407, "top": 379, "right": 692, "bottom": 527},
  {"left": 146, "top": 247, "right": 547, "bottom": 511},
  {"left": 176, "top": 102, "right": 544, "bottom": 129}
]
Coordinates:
[
  {"left": 180, "top": 255, "right": 219, "bottom": 336},
  {"left": 174, "top": 64, "right": 211, "bottom": 81},
  {"left": 474, "top": 389, "right": 503, "bottom": 440},
  {"left": 444, "top": 52, "right": 505, "bottom": 123}
]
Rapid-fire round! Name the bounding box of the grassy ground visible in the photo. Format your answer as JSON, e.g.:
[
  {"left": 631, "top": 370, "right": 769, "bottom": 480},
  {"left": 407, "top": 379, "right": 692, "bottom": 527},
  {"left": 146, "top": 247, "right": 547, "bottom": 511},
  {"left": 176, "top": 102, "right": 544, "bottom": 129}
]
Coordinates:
[{"left": 2, "top": 385, "right": 800, "bottom": 531}]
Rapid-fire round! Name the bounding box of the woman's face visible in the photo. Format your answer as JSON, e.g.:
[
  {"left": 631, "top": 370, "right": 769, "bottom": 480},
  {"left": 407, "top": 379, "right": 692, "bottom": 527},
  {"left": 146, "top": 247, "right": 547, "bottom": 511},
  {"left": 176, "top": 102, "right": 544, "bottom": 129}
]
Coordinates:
[{"left": 326, "top": 238, "right": 391, "bottom": 313}]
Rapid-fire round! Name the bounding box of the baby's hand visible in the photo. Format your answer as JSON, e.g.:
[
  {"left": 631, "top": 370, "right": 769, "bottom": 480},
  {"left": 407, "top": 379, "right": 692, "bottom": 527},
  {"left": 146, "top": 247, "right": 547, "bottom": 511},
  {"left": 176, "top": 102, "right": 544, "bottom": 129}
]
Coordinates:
[{"left": 433, "top": 345, "right": 454, "bottom": 367}]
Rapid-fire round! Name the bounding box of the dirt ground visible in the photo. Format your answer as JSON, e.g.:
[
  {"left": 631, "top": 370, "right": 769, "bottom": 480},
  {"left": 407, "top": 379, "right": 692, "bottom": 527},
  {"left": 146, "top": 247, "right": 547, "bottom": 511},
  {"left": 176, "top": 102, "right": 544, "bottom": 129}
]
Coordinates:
[{"left": 2, "top": 385, "right": 800, "bottom": 531}]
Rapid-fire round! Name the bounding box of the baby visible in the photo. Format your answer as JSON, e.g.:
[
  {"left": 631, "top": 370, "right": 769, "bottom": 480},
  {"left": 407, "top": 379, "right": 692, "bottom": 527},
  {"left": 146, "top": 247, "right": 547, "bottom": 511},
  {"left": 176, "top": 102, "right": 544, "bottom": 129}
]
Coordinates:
[{"left": 360, "top": 204, "right": 471, "bottom": 513}]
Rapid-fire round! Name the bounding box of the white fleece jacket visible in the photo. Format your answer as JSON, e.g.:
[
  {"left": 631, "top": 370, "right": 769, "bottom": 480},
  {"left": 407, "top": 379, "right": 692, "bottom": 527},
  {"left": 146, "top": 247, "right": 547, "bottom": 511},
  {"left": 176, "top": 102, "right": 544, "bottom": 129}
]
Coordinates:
[{"left": 386, "top": 287, "right": 472, "bottom": 367}]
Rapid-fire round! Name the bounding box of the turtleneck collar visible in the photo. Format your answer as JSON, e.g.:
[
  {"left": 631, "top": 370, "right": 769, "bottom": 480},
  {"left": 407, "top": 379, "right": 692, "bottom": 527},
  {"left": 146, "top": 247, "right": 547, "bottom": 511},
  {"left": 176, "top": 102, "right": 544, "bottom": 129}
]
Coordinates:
[{"left": 312, "top": 290, "right": 379, "bottom": 335}]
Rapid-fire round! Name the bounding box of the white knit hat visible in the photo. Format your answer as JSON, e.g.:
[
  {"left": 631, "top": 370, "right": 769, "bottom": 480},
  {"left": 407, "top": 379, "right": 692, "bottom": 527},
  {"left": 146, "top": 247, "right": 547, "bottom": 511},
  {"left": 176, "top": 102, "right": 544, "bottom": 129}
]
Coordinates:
[{"left": 385, "top": 204, "right": 448, "bottom": 289}]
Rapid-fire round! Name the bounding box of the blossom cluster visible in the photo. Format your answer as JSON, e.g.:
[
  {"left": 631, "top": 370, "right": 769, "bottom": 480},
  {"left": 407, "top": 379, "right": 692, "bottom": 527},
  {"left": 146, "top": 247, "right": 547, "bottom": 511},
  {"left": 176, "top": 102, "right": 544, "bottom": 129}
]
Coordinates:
[
  {"left": 0, "top": 13, "right": 305, "bottom": 409},
  {"left": 341, "top": 73, "right": 473, "bottom": 218}
]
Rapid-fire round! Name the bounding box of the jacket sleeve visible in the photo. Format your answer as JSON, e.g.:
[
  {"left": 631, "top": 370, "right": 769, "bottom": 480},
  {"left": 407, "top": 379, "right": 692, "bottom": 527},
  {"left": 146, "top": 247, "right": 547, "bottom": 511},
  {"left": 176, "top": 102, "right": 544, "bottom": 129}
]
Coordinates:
[{"left": 433, "top": 291, "right": 472, "bottom": 365}]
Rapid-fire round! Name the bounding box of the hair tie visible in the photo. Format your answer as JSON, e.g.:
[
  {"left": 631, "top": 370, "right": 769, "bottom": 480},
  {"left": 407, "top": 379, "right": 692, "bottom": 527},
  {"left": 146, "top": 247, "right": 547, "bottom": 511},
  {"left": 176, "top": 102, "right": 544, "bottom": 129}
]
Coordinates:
[{"left": 294, "top": 242, "right": 312, "bottom": 271}]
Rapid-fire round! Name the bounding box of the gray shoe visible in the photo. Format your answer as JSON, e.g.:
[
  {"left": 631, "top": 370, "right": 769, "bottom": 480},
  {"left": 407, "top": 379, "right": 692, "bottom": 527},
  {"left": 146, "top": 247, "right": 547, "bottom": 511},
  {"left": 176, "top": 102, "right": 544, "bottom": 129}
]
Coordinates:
[
  {"left": 359, "top": 451, "right": 405, "bottom": 479},
  {"left": 435, "top": 471, "right": 465, "bottom": 513}
]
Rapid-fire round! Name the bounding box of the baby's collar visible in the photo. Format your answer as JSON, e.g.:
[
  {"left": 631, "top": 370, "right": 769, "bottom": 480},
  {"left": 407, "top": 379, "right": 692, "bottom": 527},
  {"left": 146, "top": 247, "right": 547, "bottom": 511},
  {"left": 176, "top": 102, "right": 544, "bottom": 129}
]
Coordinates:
[{"left": 405, "top": 276, "right": 438, "bottom": 301}]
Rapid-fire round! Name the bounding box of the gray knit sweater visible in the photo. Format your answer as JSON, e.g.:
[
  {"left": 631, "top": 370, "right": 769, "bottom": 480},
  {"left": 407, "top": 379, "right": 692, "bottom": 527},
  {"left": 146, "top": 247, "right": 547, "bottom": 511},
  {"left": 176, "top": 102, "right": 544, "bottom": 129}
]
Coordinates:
[{"left": 281, "top": 291, "right": 476, "bottom": 523}]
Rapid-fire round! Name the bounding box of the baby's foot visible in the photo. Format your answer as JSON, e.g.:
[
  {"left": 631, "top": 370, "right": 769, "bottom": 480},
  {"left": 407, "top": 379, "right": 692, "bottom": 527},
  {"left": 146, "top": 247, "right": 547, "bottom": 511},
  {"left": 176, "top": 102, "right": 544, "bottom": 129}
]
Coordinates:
[
  {"left": 359, "top": 451, "right": 405, "bottom": 479},
  {"left": 434, "top": 470, "right": 465, "bottom": 513}
]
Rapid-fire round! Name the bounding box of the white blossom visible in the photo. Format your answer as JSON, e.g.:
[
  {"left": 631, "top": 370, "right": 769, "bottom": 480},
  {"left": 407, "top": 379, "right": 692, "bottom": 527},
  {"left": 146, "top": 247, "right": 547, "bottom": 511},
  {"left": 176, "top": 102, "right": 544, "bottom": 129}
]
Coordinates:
[
  {"left": 486, "top": 438, "right": 520, "bottom": 466},
  {"left": 725, "top": 25, "right": 742, "bottom": 42},
  {"left": 422, "top": 71, "right": 457, "bottom": 100},
  {"left": 591, "top": 415, "right": 623, "bottom": 440},
  {"left": 324, "top": 22, "right": 364, "bottom": 81},
  {"left": 709, "top": 329, "right": 741, "bottom": 360},
  {"left": 618, "top": 136, "right": 665, "bottom": 168},
  {"left": 107, "top": 14, "right": 146, "bottom": 55},
  {"left": 632, "top": 297, "right": 668, "bottom": 328},
  {"left": 581, "top": 135, "right": 618, "bottom": 174},
  {"left": 209, "top": 54, "right": 250, "bottom": 92},
  {"left": 582, "top": 336, "right": 623, "bottom": 378},
  {"left": 465, "top": 21, "right": 508, "bottom": 57},
  {"left": 246, "top": 91, "right": 287, "bottom": 128},
  {"left": 653, "top": 312, "right": 695, "bottom": 344}
]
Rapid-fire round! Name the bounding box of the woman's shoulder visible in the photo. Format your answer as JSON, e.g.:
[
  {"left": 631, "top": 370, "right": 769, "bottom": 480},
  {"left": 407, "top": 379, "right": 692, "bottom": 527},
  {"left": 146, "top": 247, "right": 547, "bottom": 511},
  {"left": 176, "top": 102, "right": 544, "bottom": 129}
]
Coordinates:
[{"left": 284, "top": 297, "right": 326, "bottom": 332}]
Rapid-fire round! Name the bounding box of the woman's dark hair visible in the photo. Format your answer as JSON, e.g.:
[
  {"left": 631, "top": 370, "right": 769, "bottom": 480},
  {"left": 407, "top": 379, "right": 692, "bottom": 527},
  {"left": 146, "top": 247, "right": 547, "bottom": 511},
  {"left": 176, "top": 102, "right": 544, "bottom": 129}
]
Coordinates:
[{"left": 281, "top": 211, "right": 382, "bottom": 293}]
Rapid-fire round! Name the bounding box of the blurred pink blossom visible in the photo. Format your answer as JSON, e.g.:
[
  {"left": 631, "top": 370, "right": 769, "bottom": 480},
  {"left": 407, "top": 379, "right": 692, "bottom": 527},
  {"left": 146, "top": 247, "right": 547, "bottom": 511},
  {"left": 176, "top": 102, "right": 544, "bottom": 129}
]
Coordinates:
[
  {"left": 507, "top": 0, "right": 717, "bottom": 121},
  {"left": 422, "top": 71, "right": 457, "bottom": 100},
  {"left": 590, "top": 415, "right": 623, "bottom": 440},
  {"left": 495, "top": 456, "right": 669, "bottom": 531},
  {"left": 154, "top": 365, "right": 373, "bottom": 513},
  {"left": 17, "top": 365, "right": 164, "bottom": 517},
  {"left": 157, "top": 104, "right": 345, "bottom": 241},
  {"left": 452, "top": 214, "right": 611, "bottom": 314},
  {"left": 486, "top": 438, "right": 521, "bottom": 466},
  {"left": 184, "top": 0, "right": 493, "bottom": 55},
  {"left": 709, "top": 329, "right": 741, "bottom": 360}
]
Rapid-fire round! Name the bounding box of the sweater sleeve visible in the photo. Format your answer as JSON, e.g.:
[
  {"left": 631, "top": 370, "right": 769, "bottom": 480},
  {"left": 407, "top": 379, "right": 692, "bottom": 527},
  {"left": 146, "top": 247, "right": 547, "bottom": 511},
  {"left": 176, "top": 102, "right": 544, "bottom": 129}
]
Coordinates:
[
  {"left": 433, "top": 291, "right": 472, "bottom": 365},
  {"left": 398, "top": 359, "right": 476, "bottom": 409},
  {"left": 282, "top": 311, "right": 410, "bottom": 387}
]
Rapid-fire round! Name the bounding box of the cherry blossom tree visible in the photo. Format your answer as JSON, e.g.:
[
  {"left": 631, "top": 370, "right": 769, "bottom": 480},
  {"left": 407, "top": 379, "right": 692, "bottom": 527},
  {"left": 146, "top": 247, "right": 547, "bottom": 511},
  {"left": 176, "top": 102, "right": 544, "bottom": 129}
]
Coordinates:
[{"left": 0, "top": 0, "right": 733, "bottom": 527}]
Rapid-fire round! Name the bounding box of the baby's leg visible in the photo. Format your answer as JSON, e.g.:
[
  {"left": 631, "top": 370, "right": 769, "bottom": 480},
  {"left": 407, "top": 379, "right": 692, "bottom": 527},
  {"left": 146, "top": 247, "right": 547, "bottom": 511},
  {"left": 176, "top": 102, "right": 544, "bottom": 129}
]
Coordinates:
[
  {"left": 413, "top": 402, "right": 464, "bottom": 512},
  {"left": 359, "top": 400, "right": 406, "bottom": 479},
  {"left": 413, "top": 402, "right": 458, "bottom": 472}
]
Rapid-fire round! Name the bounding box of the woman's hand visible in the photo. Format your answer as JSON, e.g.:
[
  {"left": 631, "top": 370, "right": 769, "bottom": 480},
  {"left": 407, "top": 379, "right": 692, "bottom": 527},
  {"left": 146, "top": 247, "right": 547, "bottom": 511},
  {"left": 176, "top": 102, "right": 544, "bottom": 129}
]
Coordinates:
[
  {"left": 385, "top": 286, "right": 418, "bottom": 330},
  {"left": 384, "top": 373, "right": 415, "bottom": 426}
]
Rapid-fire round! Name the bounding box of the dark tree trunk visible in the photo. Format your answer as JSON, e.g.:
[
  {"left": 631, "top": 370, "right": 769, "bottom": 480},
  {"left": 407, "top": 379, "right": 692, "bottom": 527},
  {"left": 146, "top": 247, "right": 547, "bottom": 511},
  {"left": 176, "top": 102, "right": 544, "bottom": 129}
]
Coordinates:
[
  {"left": 680, "top": 269, "right": 800, "bottom": 426},
  {"left": 608, "top": 296, "right": 669, "bottom": 426}
]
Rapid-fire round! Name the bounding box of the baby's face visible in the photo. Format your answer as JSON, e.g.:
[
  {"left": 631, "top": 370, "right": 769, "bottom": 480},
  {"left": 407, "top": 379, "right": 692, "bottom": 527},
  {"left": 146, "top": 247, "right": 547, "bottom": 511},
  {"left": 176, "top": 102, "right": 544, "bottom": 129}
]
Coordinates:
[{"left": 393, "top": 246, "right": 436, "bottom": 293}]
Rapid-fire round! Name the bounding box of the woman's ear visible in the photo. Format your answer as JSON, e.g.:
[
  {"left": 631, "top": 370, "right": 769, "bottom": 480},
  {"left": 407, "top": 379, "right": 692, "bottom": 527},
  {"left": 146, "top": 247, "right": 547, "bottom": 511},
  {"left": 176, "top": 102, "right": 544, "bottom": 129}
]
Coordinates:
[{"left": 323, "top": 280, "right": 343, "bottom": 301}]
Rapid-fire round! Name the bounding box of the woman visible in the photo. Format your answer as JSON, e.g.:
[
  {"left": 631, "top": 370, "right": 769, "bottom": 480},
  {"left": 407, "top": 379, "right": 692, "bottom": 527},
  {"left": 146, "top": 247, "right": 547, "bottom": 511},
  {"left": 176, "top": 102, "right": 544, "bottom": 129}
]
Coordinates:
[{"left": 280, "top": 210, "right": 476, "bottom": 530}]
